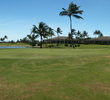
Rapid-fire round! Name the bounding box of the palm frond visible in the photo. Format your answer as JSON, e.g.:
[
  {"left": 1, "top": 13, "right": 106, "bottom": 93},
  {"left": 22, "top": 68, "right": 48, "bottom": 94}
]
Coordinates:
[
  {"left": 31, "top": 25, "right": 38, "bottom": 34},
  {"left": 73, "top": 14, "right": 84, "bottom": 19},
  {"left": 57, "top": 27, "right": 62, "bottom": 34},
  {"left": 75, "top": 10, "right": 84, "bottom": 14},
  {"left": 62, "top": 8, "right": 67, "bottom": 11},
  {"left": 59, "top": 11, "right": 68, "bottom": 16}
]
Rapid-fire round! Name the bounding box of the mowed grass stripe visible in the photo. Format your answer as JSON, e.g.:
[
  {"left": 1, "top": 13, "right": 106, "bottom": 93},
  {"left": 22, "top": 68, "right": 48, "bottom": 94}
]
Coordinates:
[{"left": 0, "top": 47, "right": 110, "bottom": 100}]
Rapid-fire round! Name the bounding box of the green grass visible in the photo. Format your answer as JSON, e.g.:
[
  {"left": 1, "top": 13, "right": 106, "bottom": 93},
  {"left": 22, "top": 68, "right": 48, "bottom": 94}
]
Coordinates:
[
  {"left": 0, "top": 43, "right": 29, "bottom": 46},
  {"left": 0, "top": 45, "right": 110, "bottom": 100}
]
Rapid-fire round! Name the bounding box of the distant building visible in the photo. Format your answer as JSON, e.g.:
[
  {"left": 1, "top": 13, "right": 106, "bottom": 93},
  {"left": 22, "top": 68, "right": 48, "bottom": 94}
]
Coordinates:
[
  {"left": 86, "top": 37, "right": 110, "bottom": 44},
  {"left": 45, "top": 36, "right": 110, "bottom": 44},
  {"left": 45, "top": 36, "right": 78, "bottom": 44}
]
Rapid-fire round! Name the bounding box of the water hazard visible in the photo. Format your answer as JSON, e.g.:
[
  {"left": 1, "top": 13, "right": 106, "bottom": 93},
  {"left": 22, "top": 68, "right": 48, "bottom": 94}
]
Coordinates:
[{"left": 0, "top": 46, "right": 27, "bottom": 48}]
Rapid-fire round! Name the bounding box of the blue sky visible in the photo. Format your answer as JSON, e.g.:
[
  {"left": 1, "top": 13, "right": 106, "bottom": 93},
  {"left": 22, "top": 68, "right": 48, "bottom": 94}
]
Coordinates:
[{"left": 0, "top": 0, "right": 110, "bottom": 41}]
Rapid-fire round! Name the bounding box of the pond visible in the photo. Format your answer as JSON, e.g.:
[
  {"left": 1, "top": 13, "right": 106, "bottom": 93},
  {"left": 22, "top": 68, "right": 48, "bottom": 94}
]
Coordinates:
[{"left": 0, "top": 46, "right": 27, "bottom": 48}]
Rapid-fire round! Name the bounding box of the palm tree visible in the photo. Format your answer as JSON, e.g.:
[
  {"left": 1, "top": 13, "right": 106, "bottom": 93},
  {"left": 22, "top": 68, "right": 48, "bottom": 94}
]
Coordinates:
[
  {"left": 76, "top": 30, "right": 81, "bottom": 39},
  {"left": 71, "top": 28, "right": 76, "bottom": 38},
  {"left": 0, "top": 38, "right": 4, "bottom": 42},
  {"left": 56, "top": 27, "right": 62, "bottom": 45},
  {"left": 68, "top": 32, "right": 72, "bottom": 44},
  {"left": 48, "top": 27, "right": 55, "bottom": 46},
  {"left": 4, "top": 35, "right": 8, "bottom": 39},
  {"left": 0, "top": 35, "right": 8, "bottom": 42},
  {"left": 48, "top": 27, "right": 55, "bottom": 38},
  {"left": 99, "top": 33, "right": 103, "bottom": 37},
  {"left": 27, "top": 33, "right": 38, "bottom": 47},
  {"left": 31, "top": 22, "right": 49, "bottom": 48},
  {"left": 59, "top": 2, "right": 83, "bottom": 35},
  {"left": 83, "top": 31, "right": 88, "bottom": 38},
  {"left": 68, "top": 29, "right": 75, "bottom": 40},
  {"left": 93, "top": 30, "right": 103, "bottom": 38}
]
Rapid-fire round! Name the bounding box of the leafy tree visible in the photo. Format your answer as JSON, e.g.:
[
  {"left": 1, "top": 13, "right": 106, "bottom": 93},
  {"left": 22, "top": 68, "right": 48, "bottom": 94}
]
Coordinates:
[
  {"left": 31, "top": 22, "right": 49, "bottom": 48},
  {"left": 59, "top": 2, "right": 83, "bottom": 35}
]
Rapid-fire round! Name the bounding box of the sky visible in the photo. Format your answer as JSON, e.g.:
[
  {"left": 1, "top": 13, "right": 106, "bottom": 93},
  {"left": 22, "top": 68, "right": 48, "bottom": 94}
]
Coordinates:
[{"left": 0, "top": 0, "right": 110, "bottom": 41}]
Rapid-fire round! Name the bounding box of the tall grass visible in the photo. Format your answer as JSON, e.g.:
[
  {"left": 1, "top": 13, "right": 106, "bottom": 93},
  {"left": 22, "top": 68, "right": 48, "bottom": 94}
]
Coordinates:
[{"left": 0, "top": 45, "right": 110, "bottom": 100}]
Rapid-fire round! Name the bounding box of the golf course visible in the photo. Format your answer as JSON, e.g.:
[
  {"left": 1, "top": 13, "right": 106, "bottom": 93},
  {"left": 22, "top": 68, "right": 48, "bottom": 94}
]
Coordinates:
[{"left": 0, "top": 45, "right": 110, "bottom": 100}]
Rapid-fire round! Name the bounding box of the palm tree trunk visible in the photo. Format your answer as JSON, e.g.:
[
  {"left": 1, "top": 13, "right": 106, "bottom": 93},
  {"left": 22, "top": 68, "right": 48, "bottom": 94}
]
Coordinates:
[
  {"left": 69, "top": 16, "right": 75, "bottom": 48},
  {"left": 57, "top": 33, "right": 59, "bottom": 46},
  {"left": 69, "top": 16, "right": 72, "bottom": 44},
  {"left": 40, "top": 35, "right": 43, "bottom": 48},
  {"left": 69, "top": 16, "right": 72, "bottom": 34}
]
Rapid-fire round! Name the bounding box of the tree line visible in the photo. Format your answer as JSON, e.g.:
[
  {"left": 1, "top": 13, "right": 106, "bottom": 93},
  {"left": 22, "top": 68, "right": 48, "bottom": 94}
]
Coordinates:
[{"left": 1, "top": 2, "right": 104, "bottom": 48}]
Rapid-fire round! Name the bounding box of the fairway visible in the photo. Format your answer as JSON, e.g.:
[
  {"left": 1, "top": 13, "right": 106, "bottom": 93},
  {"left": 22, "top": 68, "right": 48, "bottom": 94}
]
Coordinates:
[{"left": 0, "top": 46, "right": 110, "bottom": 100}]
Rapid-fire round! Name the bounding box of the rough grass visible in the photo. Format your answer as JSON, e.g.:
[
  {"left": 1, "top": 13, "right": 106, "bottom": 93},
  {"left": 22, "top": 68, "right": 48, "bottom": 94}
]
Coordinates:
[{"left": 0, "top": 45, "right": 110, "bottom": 100}]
